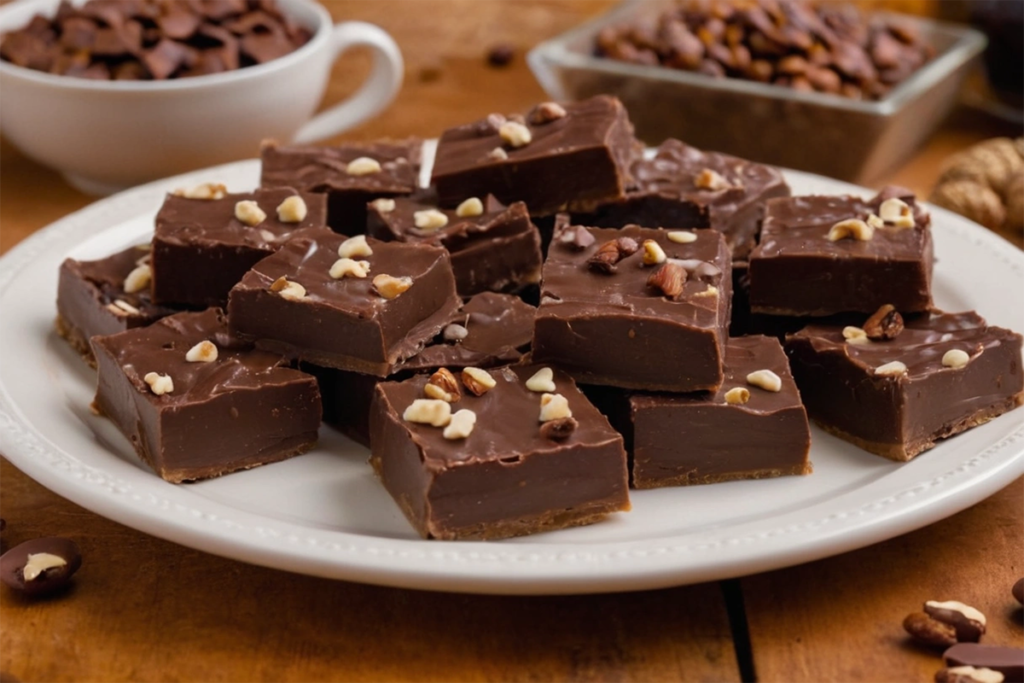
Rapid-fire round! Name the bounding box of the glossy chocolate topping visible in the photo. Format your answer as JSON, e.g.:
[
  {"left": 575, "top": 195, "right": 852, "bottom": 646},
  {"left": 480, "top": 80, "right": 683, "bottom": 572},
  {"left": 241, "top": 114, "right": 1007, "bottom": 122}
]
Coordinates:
[{"left": 260, "top": 139, "right": 422, "bottom": 194}]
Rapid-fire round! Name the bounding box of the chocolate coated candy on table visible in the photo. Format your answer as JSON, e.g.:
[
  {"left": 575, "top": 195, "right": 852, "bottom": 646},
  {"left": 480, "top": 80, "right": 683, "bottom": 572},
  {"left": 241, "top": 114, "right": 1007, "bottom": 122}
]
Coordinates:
[
  {"left": 747, "top": 187, "right": 933, "bottom": 316},
  {"left": 785, "top": 310, "right": 1024, "bottom": 461},
  {"left": 56, "top": 244, "right": 178, "bottom": 367},
  {"left": 260, "top": 139, "right": 422, "bottom": 233},
  {"left": 90, "top": 308, "right": 322, "bottom": 484},
  {"left": 0, "top": 537, "right": 81, "bottom": 597},
  {"left": 533, "top": 223, "right": 731, "bottom": 392},
  {"left": 366, "top": 192, "right": 542, "bottom": 297},
  {"left": 369, "top": 364, "right": 630, "bottom": 540},
  {"left": 227, "top": 230, "right": 461, "bottom": 377},
  {"left": 944, "top": 644, "right": 1024, "bottom": 683},
  {"left": 151, "top": 186, "right": 327, "bottom": 308},
  {"left": 574, "top": 139, "right": 790, "bottom": 262},
  {"left": 430, "top": 95, "right": 639, "bottom": 216}
]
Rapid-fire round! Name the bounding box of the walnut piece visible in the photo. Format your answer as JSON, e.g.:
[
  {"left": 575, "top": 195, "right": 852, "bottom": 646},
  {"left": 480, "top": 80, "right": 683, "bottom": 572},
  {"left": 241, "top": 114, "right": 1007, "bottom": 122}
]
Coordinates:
[
  {"left": 372, "top": 274, "right": 413, "bottom": 300},
  {"left": 345, "top": 157, "right": 381, "bottom": 175},
  {"left": 525, "top": 367, "right": 556, "bottom": 393},
  {"left": 329, "top": 258, "right": 370, "bottom": 280},
  {"left": 403, "top": 399, "right": 451, "bottom": 427},
  {"left": 461, "top": 367, "right": 496, "bottom": 395},
  {"left": 123, "top": 264, "right": 152, "bottom": 294},
  {"left": 827, "top": 218, "right": 874, "bottom": 242},
  {"left": 539, "top": 393, "right": 572, "bottom": 422},
  {"left": 863, "top": 304, "right": 904, "bottom": 341},
  {"left": 276, "top": 195, "right": 307, "bottom": 223},
  {"left": 144, "top": 372, "right": 174, "bottom": 396},
  {"left": 413, "top": 209, "right": 449, "bottom": 232},
  {"left": 641, "top": 239, "right": 667, "bottom": 266},
  {"left": 234, "top": 200, "right": 267, "bottom": 227},
  {"left": 443, "top": 409, "right": 476, "bottom": 440},
  {"left": 185, "top": 340, "right": 218, "bottom": 363},
  {"left": 455, "top": 197, "right": 484, "bottom": 218},
  {"left": 337, "top": 235, "right": 373, "bottom": 259},
  {"left": 746, "top": 369, "right": 782, "bottom": 392},
  {"left": 667, "top": 230, "right": 698, "bottom": 244},
  {"left": 647, "top": 262, "right": 686, "bottom": 299},
  {"left": 425, "top": 368, "right": 461, "bottom": 403},
  {"left": 724, "top": 387, "right": 750, "bottom": 405},
  {"left": 499, "top": 121, "right": 532, "bottom": 148}
]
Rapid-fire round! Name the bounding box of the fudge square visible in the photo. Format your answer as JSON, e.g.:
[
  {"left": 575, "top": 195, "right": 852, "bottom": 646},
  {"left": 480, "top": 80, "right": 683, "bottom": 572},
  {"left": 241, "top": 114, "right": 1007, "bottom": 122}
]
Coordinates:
[
  {"left": 533, "top": 223, "right": 732, "bottom": 392},
  {"left": 747, "top": 187, "right": 934, "bottom": 316},
  {"left": 786, "top": 310, "right": 1024, "bottom": 461},
  {"left": 627, "top": 336, "right": 812, "bottom": 489},
  {"left": 369, "top": 364, "right": 630, "bottom": 540},
  {"left": 430, "top": 95, "right": 638, "bottom": 216},
  {"left": 90, "top": 309, "right": 322, "bottom": 483},
  {"left": 260, "top": 138, "right": 421, "bottom": 232},
  {"left": 152, "top": 186, "right": 327, "bottom": 308},
  {"left": 56, "top": 244, "right": 177, "bottom": 367},
  {"left": 227, "top": 230, "right": 461, "bottom": 376},
  {"left": 311, "top": 292, "right": 536, "bottom": 446},
  {"left": 576, "top": 139, "right": 791, "bottom": 262},
  {"left": 367, "top": 193, "right": 543, "bottom": 297}
]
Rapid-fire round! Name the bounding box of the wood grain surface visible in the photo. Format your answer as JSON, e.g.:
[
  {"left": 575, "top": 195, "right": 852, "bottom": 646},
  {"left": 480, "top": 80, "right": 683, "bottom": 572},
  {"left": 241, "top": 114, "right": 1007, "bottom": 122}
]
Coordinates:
[{"left": 1, "top": 1, "right": 1023, "bottom": 682}]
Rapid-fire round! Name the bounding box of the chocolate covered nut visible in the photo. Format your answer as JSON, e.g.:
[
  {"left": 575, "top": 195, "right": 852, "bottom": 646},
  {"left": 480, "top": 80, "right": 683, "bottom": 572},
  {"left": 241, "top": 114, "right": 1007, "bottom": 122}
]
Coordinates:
[
  {"left": 0, "top": 537, "right": 81, "bottom": 597},
  {"left": 486, "top": 43, "right": 514, "bottom": 67},
  {"left": 904, "top": 611, "right": 958, "bottom": 648},
  {"left": 1013, "top": 578, "right": 1024, "bottom": 605},
  {"left": 944, "top": 644, "right": 1024, "bottom": 683},
  {"left": 935, "top": 667, "right": 1005, "bottom": 683},
  {"left": 864, "top": 304, "right": 904, "bottom": 341},
  {"left": 924, "top": 600, "right": 987, "bottom": 643}
]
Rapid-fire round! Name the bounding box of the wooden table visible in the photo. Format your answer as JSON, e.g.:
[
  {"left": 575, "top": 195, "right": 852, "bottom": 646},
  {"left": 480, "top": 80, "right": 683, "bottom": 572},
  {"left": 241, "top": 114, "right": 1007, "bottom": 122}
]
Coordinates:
[{"left": 1, "top": 2, "right": 1022, "bottom": 681}]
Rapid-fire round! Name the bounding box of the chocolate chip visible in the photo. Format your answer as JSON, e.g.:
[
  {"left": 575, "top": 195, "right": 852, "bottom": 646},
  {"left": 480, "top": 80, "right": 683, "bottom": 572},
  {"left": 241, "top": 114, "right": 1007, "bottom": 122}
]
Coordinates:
[
  {"left": 486, "top": 43, "right": 514, "bottom": 67},
  {"left": 1013, "top": 578, "right": 1023, "bottom": 605},
  {"left": 0, "top": 537, "right": 82, "bottom": 597}
]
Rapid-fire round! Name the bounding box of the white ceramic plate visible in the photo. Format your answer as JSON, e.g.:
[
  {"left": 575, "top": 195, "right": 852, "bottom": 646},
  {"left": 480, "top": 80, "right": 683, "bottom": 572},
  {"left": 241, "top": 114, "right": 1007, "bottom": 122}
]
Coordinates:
[{"left": 2, "top": 159, "right": 1023, "bottom": 596}]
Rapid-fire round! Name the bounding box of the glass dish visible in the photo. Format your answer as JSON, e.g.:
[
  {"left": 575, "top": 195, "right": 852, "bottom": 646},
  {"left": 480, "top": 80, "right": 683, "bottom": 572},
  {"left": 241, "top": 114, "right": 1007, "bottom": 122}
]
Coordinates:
[{"left": 528, "top": 1, "right": 986, "bottom": 183}]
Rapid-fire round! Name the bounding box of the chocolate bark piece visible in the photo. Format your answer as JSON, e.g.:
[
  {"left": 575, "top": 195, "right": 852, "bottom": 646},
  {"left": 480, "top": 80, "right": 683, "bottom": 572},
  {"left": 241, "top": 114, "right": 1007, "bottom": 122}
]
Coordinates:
[
  {"left": 944, "top": 644, "right": 1024, "bottom": 683},
  {"left": 533, "top": 223, "right": 731, "bottom": 392},
  {"left": 311, "top": 292, "right": 536, "bottom": 445},
  {"left": 90, "top": 308, "right": 321, "bottom": 483},
  {"left": 369, "top": 364, "right": 630, "bottom": 540},
  {"left": 367, "top": 193, "right": 543, "bottom": 297},
  {"left": 430, "top": 95, "right": 638, "bottom": 216},
  {"left": 227, "top": 230, "right": 461, "bottom": 376},
  {"left": 260, "top": 139, "right": 422, "bottom": 233},
  {"left": 602, "top": 336, "right": 812, "bottom": 489},
  {"left": 747, "top": 189, "right": 934, "bottom": 316},
  {"left": 574, "top": 139, "right": 791, "bottom": 262},
  {"left": 151, "top": 187, "right": 327, "bottom": 308},
  {"left": 785, "top": 311, "right": 1024, "bottom": 461},
  {"left": 56, "top": 244, "right": 177, "bottom": 367}
]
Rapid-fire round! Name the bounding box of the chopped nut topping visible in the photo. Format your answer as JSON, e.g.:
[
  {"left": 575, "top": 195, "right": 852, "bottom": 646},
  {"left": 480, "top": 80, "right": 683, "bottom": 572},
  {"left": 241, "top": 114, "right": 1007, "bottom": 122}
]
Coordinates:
[
  {"left": 879, "top": 197, "right": 915, "bottom": 228},
  {"left": 525, "top": 367, "right": 556, "bottom": 393},
  {"left": 443, "top": 409, "right": 476, "bottom": 440},
  {"left": 443, "top": 323, "right": 468, "bottom": 343},
  {"left": 372, "top": 274, "right": 413, "bottom": 300},
  {"left": 866, "top": 213, "right": 885, "bottom": 230},
  {"left": 539, "top": 393, "right": 572, "bottom": 422},
  {"left": 370, "top": 198, "right": 396, "bottom": 213},
  {"left": 276, "top": 195, "right": 307, "bottom": 223},
  {"left": 587, "top": 237, "right": 639, "bottom": 274},
  {"left": 337, "top": 235, "right": 373, "bottom": 259},
  {"left": 746, "top": 369, "right": 782, "bottom": 392},
  {"left": 499, "top": 121, "right": 532, "bottom": 148},
  {"left": 345, "top": 157, "right": 381, "bottom": 175},
  {"left": 402, "top": 399, "right": 452, "bottom": 427},
  {"left": 123, "top": 264, "right": 152, "bottom": 294},
  {"left": 234, "top": 200, "right": 267, "bottom": 227},
  {"left": 144, "top": 372, "right": 174, "bottom": 396},
  {"left": 455, "top": 197, "right": 484, "bottom": 217},
  {"left": 863, "top": 304, "right": 904, "bottom": 340},
  {"left": 667, "top": 230, "right": 698, "bottom": 244},
  {"left": 461, "top": 367, "right": 496, "bottom": 395},
  {"left": 173, "top": 182, "right": 226, "bottom": 200},
  {"left": 942, "top": 349, "right": 971, "bottom": 369},
  {"left": 939, "top": 666, "right": 1004, "bottom": 683},
  {"left": 694, "top": 168, "right": 731, "bottom": 191},
  {"left": 269, "top": 276, "right": 307, "bottom": 301},
  {"left": 558, "top": 225, "right": 596, "bottom": 251},
  {"left": 425, "top": 368, "right": 461, "bottom": 403},
  {"left": 647, "top": 262, "right": 686, "bottom": 299},
  {"left": 641, "top": 239, "right": 667, "bottom": 266},
  {"left": 540, "top": 417, "right": 578, "bottom": 440},
  {"left": 693, "top": 284, "right": 719, "bottom": 298},
  {"left": 107, "top": 299, "right": 140, "bottom": 316},
  {"left": 185, "top": 340, "right": 218, "bottom": 363},
  {"left": 842, "top": 326, "right": 870, "bottom": 344},
  {"left": 487, "top": 147, "right": 509, "bottom": 161},
  {"left": 874, "top": 360, "right": 908, "bottom": 376},
  {"left": 329, "top": 258, "right": 370, "bottom": 280},
  {"left": 724, "top": 387, "right": 750, "bottom": 405},
  {"left": 22, "top": 552, "right": 67, "bottom": 582},
  {"left": 259, "top": 229, "right": 278, "bottom": 243},
  {"left": 828, "top": 219, "right": 874, "bottom": 242},
  {"left": 413, "top": 209, "right": 449, "bottom": 232},
  {"left": 529, "top": 102, "right": 567, "bottom": 125}
]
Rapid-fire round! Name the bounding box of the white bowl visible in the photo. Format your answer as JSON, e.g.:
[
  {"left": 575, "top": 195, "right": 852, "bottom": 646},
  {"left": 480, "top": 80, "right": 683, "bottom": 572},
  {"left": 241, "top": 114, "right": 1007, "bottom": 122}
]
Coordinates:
[{"left": 0, "top": 0, "right": 404, "bottom": 194}]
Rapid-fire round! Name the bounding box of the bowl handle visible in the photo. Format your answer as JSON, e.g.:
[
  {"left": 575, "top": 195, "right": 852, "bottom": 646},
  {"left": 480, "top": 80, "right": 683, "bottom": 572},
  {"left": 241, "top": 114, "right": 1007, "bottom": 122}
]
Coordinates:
[{"left": 292, "top": 21, "right": 403, "bottom": 144}]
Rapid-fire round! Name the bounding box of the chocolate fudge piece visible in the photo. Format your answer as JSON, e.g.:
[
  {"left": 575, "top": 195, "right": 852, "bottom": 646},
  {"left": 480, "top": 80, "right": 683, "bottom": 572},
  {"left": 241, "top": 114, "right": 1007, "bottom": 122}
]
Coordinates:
[
  {"left": 748, "top": 188, "right": 934, "bottom": 316},
  {"left": 785, "top": 311, "right": 1024, "bottom": 461},
  {"left": 367, "top": 193, "right": 542, "bottom": 296},
  {"left": 534, "top": 224, "right": 731, "bottom": 392},
  {"left": 575, "top": 139, "right": 791, "bottom": 261},
  {"left": 369, "top": 364, "right": 630, "bottom": 540},
  {"left": 260, "top": 139, "right": 421, "bottom": 232},
  {"left": 608, "top": 336, "right": 811, "bottom": 489},
  {"left": 311, "top": 292, "right": 536, "bottom": 445},
  {"left": 56, "top": 244, "right": 177, "bottom": 366},
  {"left": 90, "top": 309, "right": 321, "bottom": 483},
  {"left": 152, "top": 187, "right": 327, "bottom": 308},
  {"left": 227, "top": 230, "right": 461, "bottom": 376},
  {"left": 430, "top": 95, "right": 638, "bottom": 216}
]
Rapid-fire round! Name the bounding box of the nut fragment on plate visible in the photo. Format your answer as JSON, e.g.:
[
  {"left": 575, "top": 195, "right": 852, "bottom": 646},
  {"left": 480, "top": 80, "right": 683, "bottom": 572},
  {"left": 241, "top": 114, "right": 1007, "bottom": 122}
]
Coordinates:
[
  {"left": 425, "top": 368, "right": 461, "bottom": 403},
  {"left": 746, "top": 369, "right": 782, "bottom": 392},
  {"left": 923, "top": 600, "right": 986, "bottom": 642},
  {"left": 403, "top": 399, "right": 452, "bottom": 427},
  {"left": 724, "top": 387, "right": 750, "bottom": 405},
  {"left": 174, "top": 183, "right": 226, "bottom": 200},
  {"left": 0, "top": 537, "right": 82, "bottom": 597},
  {"left": 647, "top": 262, "right": 686, "bottom": 299},
  {"left": 144, "top": 372, "right": 174, "bottom": 395},
  {"left": 413, "top": 209, "right": 449, "bottom": 232},
  {"left": 529, "top": 102, "right": 567, "bottom": 124},
  {"left": 539, "top": 393, "right": 572, "bottom": 422},
  {"left": 499, "top": 121, "right": 532, "bottom": 148},
  {"left": 185, "top": 340, "right": 218, "bottom": 363},
  {"left": 540, "top": 416, "right": 578, "bottom": 440},
  {"left": 667, "top": 230, "right": 698, "bottom": 244},
  {"left": 875, "top": 360, "right": 908, "bottom": 376},
  {"left": 234, "top": 200, "right": 267, "bottom": 227},
  {"left": 642, "top": 239, "right": 667, "bottom": 266},
  {"left": 337, "top": 235, "right": 373, "bottom": 259},
  {"left": 942, "top": 349, "right": 971, "bottom": 369},
  {"left": 934, "top": 666, "right": 1005, "bottom": 683},
  {"left": 443, "top": 409, "right": 476, "bottom": 440},
  {"left": 461, "top": 367, "right": 496, "bottom": 396},
  {"left": 828, "top": 218, "right": 874, "bottom": 242},
  {"left": 843, "top": 326, "right": 870, "bottom": 344},
  {"left": 372, "top": 274, "right": 413, "bottom": 300},
  {"left": 123, "top": 264, "right": 152, "bottom": 294},
  {"left": 269, "top": 276, "right": 307, "bottom": 301},
  {"left": 276, "top": 195, "right": 307, "bottom": 223},
  {"left": 694, "top": 168, "right": 731, "bottom": 191},
  {"left": 346, "top": 157, "right": 381, "bottom": 176},
  {"left": 329, "top": 258, "right": 370, "bottom": 280},
  {"left": 863, "top": 304, "right": 904, "bottom": 341},
  {"left": 455, "top": 197, "right": 484, "bottom": 218},
  {"left": 525, "top": 367, "right": 556, "bottom": 393}
]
